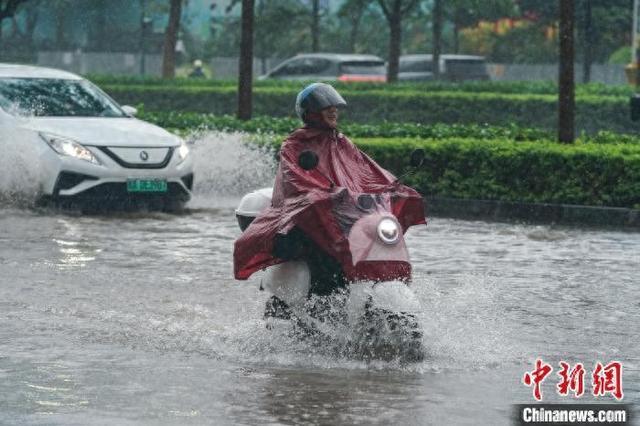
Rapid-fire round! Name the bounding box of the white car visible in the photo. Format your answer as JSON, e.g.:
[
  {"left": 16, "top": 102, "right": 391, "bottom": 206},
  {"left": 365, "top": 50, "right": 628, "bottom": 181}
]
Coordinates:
[{"left": 0, "top": 64, "right": 194, "bottom": 211}]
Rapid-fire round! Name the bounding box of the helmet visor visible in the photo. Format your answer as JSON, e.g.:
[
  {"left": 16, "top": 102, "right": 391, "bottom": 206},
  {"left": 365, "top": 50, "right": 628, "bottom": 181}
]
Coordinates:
[{"left": 304, "top": 84, "right": 347, "bottom": 113}]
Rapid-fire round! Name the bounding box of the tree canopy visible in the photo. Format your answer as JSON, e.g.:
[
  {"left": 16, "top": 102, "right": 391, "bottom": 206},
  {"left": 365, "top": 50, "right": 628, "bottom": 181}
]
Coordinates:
[{"left": 0, "top": 0, "right": 635, "bottom": 66}]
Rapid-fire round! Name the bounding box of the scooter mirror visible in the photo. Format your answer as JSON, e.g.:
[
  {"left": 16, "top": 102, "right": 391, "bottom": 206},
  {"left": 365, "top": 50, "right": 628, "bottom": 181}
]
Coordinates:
[
  {"left": 410, "top": 149, "right": 425, "bottom": 168},
  {"left": 299, "top": 150, "right": 319, "bottom": 170}
]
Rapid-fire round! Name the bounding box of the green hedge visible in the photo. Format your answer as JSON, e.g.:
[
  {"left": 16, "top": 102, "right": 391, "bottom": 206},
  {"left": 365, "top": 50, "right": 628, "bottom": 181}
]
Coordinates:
[
  {"left": 355, "top": 137, "right": 640, "bottom": 208},
  {"left": 91, "top": 75, "right": 634, "bottom": 97},
  {"left": 105, "top": 84, "right": 637, "bottom": 133},
  {"left": 192, "top": 119, "right": 640, "bottom": 207},
  {"left": 144, "top": 111, "right": 640, "bottom": 145},
  {"left": 141, "top": 111, "right": 554, "bottom": 141},
  {"left": 249, "top": 135, "right": 640, "bottom": 208}
]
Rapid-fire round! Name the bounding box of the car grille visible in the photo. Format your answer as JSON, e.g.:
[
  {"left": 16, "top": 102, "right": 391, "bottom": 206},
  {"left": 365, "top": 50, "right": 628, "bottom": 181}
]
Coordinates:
[{"left": 98, "top": 146, "right": 174, "bottom": 169}]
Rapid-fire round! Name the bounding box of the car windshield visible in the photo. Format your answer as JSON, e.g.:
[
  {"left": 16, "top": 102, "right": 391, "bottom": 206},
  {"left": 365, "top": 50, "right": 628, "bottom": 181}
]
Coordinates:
[
  {"left": 339, "top": 61, "right": 386, "bottom": 75},
  {"left": 0, "top": 78, "right": 125, "bottom": 117}
]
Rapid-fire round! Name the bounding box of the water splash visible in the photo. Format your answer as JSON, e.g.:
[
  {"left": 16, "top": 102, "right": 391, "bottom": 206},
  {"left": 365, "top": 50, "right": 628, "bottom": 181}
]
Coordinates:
[
  {"left": 187, "top": 131, "right": 278, "bottom": 209},
  {"left": 0, "top": 127, "right": 44, "bottom": 207},
  {"left": 31, "top": 251, "right": 517, "bottom": 373},
  {"left": 41, "top": 284, "right": 430, "bottom": 370},
  {"left": 259, "top": 288, "right": 425, "bottom": 364},
  {"left": 414, "top": 272, "right": 521, "bottom": 370}
]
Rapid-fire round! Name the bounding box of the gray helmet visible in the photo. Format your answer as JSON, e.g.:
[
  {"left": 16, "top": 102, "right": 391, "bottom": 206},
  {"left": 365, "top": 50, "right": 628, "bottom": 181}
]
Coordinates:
[{"left": 295, "top": 83, "right": 347, "bottom": 121}]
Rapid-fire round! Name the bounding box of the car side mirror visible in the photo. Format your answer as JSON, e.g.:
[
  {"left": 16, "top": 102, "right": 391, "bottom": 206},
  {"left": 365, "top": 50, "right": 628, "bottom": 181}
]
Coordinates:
[
  {"left": 121, "top": 105, "right": 138, "bottom": 117},
  {"left": 298, "top": 150, "right": 319, "bottom": 170},
  {"left": 410, "top": 149, "right": 425, "bottom": 168}
]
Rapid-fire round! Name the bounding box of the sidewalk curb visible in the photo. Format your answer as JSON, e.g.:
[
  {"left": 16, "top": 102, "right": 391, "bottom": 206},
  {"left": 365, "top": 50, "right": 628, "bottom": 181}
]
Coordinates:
[{"left": 425, "top": 196, "right": 640, "bottom": 230}]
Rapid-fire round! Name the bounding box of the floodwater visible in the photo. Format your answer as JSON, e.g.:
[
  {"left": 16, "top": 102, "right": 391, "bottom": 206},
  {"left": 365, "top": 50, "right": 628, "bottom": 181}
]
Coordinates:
[{"left": 1, "top": 132, "right": 638, "bottom": 425}]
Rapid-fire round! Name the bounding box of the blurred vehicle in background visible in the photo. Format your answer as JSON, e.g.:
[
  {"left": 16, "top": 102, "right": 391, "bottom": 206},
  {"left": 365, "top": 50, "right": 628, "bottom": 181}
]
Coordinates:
[
  {"left": 0, "top": 64, "right": 194, "bottom": 211},
  {"left": 398, "top": 54, "right": 490, "bottom": 82},
  {"left": 260, "top": 53, "right": 386, "bottom": 82}
]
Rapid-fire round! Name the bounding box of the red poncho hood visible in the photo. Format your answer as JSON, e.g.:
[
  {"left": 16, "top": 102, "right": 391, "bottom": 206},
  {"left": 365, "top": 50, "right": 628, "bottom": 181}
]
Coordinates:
[{"left": 233, "top": 126, "right": 426, "bottom": 280}]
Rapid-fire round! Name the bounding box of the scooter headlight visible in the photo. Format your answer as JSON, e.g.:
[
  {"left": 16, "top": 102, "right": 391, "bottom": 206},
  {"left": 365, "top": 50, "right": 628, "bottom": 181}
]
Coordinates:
[
  {"left": 377, "top": 218, "right": 400, "bottom": 245},
  {"left": 39, "top": 132, "right": 101, "bottom": 165}
]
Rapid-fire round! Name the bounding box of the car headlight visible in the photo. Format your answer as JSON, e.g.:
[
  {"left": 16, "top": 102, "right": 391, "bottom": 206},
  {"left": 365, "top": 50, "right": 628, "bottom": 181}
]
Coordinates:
[
  {"left": 177, "top": 140, "right": 190, "bottom": 162},
  {"left": 40, "top": 132, "right": 101, "bottom": 165},
  {"left": 377, "top": 218, "right": 400, "bottom": 245}
]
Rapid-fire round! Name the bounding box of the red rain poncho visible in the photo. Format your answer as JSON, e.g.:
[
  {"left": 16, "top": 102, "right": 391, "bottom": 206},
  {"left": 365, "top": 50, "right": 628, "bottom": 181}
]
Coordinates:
[{"left": 233, "top": 126, "right": 426, "bottom": 280}]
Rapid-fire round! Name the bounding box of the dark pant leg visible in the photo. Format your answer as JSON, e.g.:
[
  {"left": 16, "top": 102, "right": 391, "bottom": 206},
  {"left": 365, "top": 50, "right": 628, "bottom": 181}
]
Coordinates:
[{"left": 306, "top": 249, "right": 347, "bottom": 296}]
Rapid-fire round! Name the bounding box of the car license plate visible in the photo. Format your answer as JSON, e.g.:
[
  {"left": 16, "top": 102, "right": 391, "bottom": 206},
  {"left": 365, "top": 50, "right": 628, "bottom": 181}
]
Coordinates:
[{"left": 126, "top": 179, "right": 168, "bottom": 193}]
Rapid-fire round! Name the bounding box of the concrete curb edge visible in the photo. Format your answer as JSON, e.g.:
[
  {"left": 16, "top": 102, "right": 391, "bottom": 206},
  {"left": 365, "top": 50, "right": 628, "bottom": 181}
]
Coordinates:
[{"left": 425, "top": 196, "right": 640, "bottom": 230}]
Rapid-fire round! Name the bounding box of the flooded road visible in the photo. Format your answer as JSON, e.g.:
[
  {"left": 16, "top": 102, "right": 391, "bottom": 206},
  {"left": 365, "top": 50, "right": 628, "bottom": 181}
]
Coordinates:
[{"left": 1, "top": 133, "right": 638, "bottom": 425}]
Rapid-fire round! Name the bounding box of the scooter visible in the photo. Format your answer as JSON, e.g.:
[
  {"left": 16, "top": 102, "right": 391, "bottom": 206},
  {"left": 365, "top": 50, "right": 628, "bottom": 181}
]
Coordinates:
[{"left": 235, "top": 149, "right": 426, "bottom": 361}]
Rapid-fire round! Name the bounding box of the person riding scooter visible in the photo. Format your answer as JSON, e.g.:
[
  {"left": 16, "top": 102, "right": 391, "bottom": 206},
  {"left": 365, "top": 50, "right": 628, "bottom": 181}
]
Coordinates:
[{"left": 233, "top": 83, "right": 426, "bottom": 317}]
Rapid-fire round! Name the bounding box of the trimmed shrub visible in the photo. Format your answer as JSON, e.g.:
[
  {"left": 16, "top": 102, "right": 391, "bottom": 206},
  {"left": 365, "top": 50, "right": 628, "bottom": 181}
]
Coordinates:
[
  {"left": 91, "top": 75, "right": 635, "bottom": 97},
  {"left": 144, "top": 111, "right": 640, "bottom": 146},
  {"left": 105, "top": 84, "right": 637, "bottom": 133},
  {"left": 357, "top": 137, "right": 640, "bottom": 208},
  {"left": 253, "top": 135, "right": 640, "bottom": 208},
  {"left": 141, "top": 111, "right": 554, "bottom": 141}
]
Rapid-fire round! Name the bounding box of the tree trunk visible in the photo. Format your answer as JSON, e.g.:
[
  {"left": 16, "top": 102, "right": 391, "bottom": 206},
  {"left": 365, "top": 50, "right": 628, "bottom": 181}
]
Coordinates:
[
  {"left": 432, "top": 0, "right": 442, "bottom": 79},
  {"left": 387, "top": 15, "right": 401, "bottom": 83},
  {"left": 349, "top": 19, "right": 360, "bottom": 53},
  {"left": 378, "top": 0, "right": 416, "bottom": 83},
  {"left": 257, "top": 0, "right": 266, "bottom": 74},
  {"left": 95, "top": 0, "right": 107, "bottom": 51},
  {"left": 25, "top": 3, "right": 38, "bottom": 45},
  {"left": 311, "top": 0, "right": 320, "bottom": 52},
  {"left": 581, "top": 0, "right": 593, "bottom": 83},
  {"left": 349, "top": 10, "right": 362, "bottom": 53},
  {"left": 237, "top": 0, "right": 254, "bottom": 120},
  {"left": 162, "top": 0, "right": 182, "bottom": 79},
  {"left": 558, "top": 0, "right": 575, "bottom": 143},
  {"left": 10, "top": 16, "right": 18, "bottom": 37},
  {"left": 345, "top": 0, "right": 365, "bottom": 53},
  {"left": 55, "top": 4, "right": 65, "bottom": 49},
  {"left": 139, "top": 0, "right": 146, "bottom": 75},
  {"left": 453, "top": 22, "right": 460, "bottom": 54}
]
